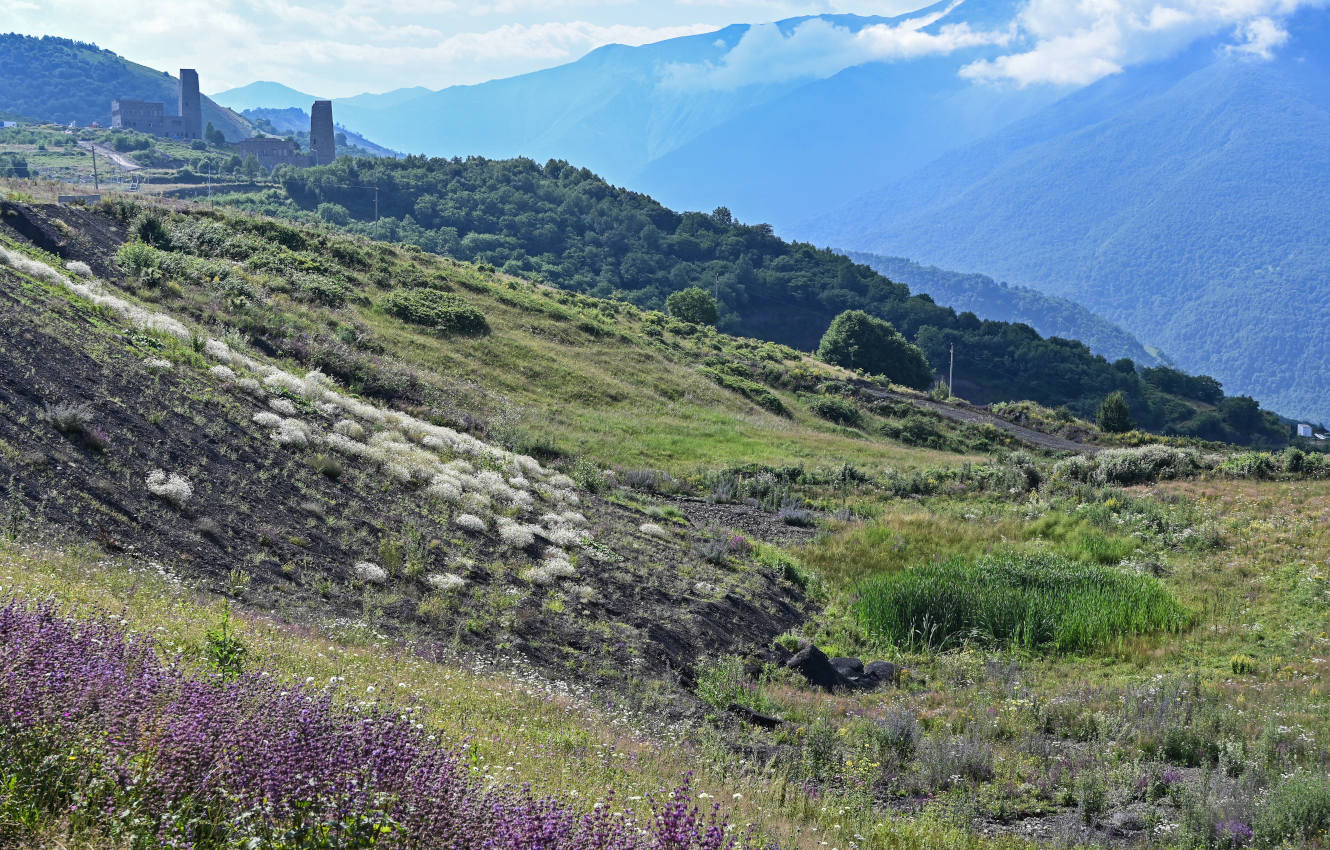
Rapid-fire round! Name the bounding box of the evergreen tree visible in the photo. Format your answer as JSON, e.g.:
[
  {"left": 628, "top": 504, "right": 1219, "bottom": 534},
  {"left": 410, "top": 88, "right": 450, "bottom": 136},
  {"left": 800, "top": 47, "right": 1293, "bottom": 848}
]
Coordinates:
[{"left": 1097, "top": 391, "right": 1133, "bottom": 433}]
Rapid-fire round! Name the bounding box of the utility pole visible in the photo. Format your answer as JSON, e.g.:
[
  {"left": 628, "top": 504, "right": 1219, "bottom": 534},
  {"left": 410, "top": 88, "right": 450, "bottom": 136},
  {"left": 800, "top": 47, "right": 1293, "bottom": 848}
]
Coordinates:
[
  {"left": 949, "top": 343, "right": 954, "bottom": 399},
  {"left": 90, "top": 148, "right": 99, "bottom": 191},
  {"left": 373, "top": 184, "right": 379, "bottom": 222}
]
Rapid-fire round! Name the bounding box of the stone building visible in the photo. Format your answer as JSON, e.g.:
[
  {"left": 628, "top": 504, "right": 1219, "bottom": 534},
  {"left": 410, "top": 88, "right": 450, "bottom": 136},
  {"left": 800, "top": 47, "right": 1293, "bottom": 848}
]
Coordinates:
[
  {"left": 310, "top": 100, "right": 336, "bottom": 166},
  {"left": 111, "top": 69, "right": 201, "bottom": 139}
]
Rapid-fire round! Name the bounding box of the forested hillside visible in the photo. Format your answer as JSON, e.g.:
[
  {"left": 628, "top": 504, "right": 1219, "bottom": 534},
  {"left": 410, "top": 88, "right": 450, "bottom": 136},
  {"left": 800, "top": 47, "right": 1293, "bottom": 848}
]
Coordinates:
[
  {"left": 805, "top": 6, "right": 1330, "bottom": 423},
  {"left": 846, "top": 253, "right": 1163, "bottom": 367},
  {"left": 0, "top": 34, "right": 251, "bottom": 139},
  {"left": 215, "top": 155, "right": 1289, "bottom": 445}
]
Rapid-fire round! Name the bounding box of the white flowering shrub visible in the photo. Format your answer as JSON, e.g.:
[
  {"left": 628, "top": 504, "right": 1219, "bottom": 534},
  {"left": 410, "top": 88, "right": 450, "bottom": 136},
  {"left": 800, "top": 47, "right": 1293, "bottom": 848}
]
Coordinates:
[
  {"left": 325, "top": 432, "right": 370, "bottom": 457},
  {"left": 268, "top": 398, "right": 299, "bottom": 416},
  {"left": 561, "top": 511, "right": 588, "bottom": 526},
  {"left": 639, "top": 522, "right": 668, "bottom": 539},
  {"left": 145, "top": 469, "right": 193, "bottom": 507},
  {"left": 203, "top": 339, "right": 235, "bottom": 364},
  {"left": 508, "top": 476, "right": 531, "bottom": 490},
  {"left": 426, "top": 477, "right": 463, "bottom": 503},
  {"left": 514, "top": 455, "right": 544, "bottom": 476},
  {"left": 694, "top": 581, "right": 720, "bottom": 597},
  {"left": 0, "top": 245, "right": 66, "bottom": 286},
  {"left": 548, "top": 527, "right": 586, "bottom": 548},
  {"left": 426, "top": 572, "right": 466, "bottom": 593},
  {"left": 522, "top": 554, "right": 576, "bottom": 586},
  {"left": 551, "top": 489, "right": 580, "bottom": 505},
  {"left": 252, "top": 411, "right": 283, "bottom": 429},
  {"left": 65, "top": 260, "right": 93, "bottom": 278},
  {"left": 455, "top": 513, "right": 487, "bottom": 533},
  {"left": 263, "top": 372, "right": 305, "bottom": 395},
  {"left": 353, "top": 561, "right": 388, "bottom": 584},
  {"left": 460, "top": 491, "right": 491, "bottom": 513},
  {"left": 209, "top": 365, "right": 236, "bottom": 381},
  {"left": 236, "top": 377, "right": 263, "bottom": 396},
  {"left": 144, "top": 357, "right": 172, "bottom": 372},
  {"left": 272, "top": 419, "right": 310, "bottom": 447},
  {"left": 333, "top": 419, "right": 365, "bottom": 439},
  {"left": 496, "top": 519, "right": 538, "bottom": 549},
  {"left": 547, "top": 474, "right": 576, "bottom": 490}
]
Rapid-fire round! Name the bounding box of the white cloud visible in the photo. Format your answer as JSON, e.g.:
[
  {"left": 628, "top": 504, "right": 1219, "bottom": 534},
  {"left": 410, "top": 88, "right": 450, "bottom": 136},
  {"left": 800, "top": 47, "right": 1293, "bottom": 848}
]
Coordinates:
[
  {"left": 660, "top": 2, "right": 1013, "bottom": 91},
  {"left": 961, "top": 0, "right": 1326, "bottom": 87},
  {"left": 1228, "top": 15, "right": 1291, "bottom": 57}
]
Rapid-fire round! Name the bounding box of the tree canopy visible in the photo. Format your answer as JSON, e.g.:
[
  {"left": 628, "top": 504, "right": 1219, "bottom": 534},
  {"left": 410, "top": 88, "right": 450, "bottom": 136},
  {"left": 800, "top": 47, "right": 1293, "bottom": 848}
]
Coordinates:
[{"left": 818, "top": 311, "right": 933, "bottom": 390}]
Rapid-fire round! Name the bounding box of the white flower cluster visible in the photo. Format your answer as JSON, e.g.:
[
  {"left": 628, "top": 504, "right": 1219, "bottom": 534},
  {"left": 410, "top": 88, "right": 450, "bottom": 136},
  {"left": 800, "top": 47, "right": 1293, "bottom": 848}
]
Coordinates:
[
  {"left": 145, "top": 469, "right": 193, "bottom": 506},
  {"left": 353, "top": 561, "right": 388, "bottom": 584},
  {"left": 426, "top": 572, "right": 466, "bottom": 593},
  {"left": 522, "top": 551, "right": 576, "bottom": 585},
  {"left": 639, "top": 522, "right": 669, "bottom": 538}
]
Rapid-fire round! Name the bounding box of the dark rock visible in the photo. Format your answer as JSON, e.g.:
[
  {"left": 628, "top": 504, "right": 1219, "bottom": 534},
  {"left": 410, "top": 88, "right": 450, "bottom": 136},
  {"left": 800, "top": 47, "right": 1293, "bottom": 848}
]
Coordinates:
[
  {"left": 830, "top": 656, "right": 864, "bottom": 678},
  {"left": 727, "top": 702, "right": 783, "bottom": 729},
  {"left": 784, "top": 642, "right": 846, "bottom": 691},
  {"left": 864, "top": 660, "right": 901, "bottom": 687}
]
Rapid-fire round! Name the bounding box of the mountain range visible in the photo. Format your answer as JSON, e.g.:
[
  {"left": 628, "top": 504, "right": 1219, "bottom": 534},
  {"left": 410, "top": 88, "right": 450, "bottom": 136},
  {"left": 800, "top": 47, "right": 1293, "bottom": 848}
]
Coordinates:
[
  {"left": 206, "top": 0, "right": 1330, "bottom": 422},
  {"left": 805, "top": 6, "right": 1330, "bottom": 423}
]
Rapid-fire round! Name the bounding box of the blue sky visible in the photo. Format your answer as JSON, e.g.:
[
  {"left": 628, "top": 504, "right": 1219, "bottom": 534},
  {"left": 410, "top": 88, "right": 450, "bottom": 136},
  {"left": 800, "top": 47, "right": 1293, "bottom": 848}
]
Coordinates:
[
  {"left": 1, "top": 0, "right": 1319, "bottom": 97},
  {"left": 0, "top": 0, "right": 920, "bottom": 96}
]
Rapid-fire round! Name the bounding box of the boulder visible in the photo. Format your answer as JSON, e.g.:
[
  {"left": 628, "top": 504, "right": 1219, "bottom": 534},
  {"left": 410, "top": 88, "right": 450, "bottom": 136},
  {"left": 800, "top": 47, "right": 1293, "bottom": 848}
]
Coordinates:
[
  {"left": 784, "top": 642, "right": 846, "bottom": 691},
  {"left": 727, "top": 702, "right": 783, "bottom": 730},
  {"left": 830, "top": 656, "right": 864, "bottom": 678},
  {"left": 864, "top": 660, "right": 901, "bottom": 687}
]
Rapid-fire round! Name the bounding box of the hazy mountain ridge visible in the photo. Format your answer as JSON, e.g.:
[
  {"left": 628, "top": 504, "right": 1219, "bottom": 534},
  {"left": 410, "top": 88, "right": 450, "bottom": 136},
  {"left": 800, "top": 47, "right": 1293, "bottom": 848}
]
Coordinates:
[
  {"left": 805, "top": 7, "right": 1330, "bottom": 422},
  {"left": 844, "top": 253, "right": 1166, "bottom": 368}
]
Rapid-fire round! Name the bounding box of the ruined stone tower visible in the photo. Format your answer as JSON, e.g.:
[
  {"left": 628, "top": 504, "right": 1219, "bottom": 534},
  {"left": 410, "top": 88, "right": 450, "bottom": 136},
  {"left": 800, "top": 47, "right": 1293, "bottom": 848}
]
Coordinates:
[
  {"left": 178, "top": 69, "right": 202, "bottom": 140},
  {"left": 309, "top": 100, "right": 336, "bottom": 166}
]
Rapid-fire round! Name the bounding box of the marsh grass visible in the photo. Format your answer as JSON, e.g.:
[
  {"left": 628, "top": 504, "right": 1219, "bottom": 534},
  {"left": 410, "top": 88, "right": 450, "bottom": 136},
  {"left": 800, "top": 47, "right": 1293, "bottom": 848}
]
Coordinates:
[{"left": 853, "top": 552, "right": 1191, "bottom": 653}]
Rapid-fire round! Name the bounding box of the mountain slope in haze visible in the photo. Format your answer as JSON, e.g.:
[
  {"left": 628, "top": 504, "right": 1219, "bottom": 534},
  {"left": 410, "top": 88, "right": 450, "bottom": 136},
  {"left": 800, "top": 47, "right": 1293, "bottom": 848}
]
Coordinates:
[
  {"left": 0, "top": 34, "right": 252, "bottom": 140},
  {"left": 210, "top": 80, "right": 321, "bottom": 111},
  {"left": 300, "top": 0, "right": 1066, "bottom": 225},
  {"left": 804, "top": 7, "right": 1330, "bottom": 423},
  {"left": 845, "top": 253, "right": 1165, "bottom": 368}
]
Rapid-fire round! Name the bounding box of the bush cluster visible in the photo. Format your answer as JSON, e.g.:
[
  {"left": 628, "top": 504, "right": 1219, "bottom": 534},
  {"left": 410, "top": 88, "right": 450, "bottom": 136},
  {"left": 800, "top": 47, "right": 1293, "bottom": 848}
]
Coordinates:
[{"left": 380, "top": 289, "right": 490, "bottom": 336}]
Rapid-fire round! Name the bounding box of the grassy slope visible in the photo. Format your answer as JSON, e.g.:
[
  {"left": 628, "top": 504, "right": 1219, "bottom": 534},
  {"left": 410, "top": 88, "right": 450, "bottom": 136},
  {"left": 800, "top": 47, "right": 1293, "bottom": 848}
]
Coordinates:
[{"left": 6, "top": 196, "right": 1330, "bottom": 849}]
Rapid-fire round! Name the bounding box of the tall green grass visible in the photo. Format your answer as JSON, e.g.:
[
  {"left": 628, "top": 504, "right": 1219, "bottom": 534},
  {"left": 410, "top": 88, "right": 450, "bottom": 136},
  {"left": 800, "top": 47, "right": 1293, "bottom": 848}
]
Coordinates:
[{"left": 853, "top": 553, "right": 1191, "bottom": 653}]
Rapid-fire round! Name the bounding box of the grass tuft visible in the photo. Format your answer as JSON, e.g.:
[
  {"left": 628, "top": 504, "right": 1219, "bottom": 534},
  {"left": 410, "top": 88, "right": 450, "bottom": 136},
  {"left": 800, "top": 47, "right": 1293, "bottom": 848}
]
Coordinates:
[{"left": 854, "top": 552, "right": 1191, "bottom": 653}]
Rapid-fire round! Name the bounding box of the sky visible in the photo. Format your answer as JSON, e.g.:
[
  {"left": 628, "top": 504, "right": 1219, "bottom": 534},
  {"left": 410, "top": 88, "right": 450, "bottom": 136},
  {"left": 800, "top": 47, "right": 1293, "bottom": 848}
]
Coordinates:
[
  {"left": 0, "top": 0, "right": 922, "bottom": 97},
  {"left": 0, "top": 0, "right": 1322, "bottom": 97}
]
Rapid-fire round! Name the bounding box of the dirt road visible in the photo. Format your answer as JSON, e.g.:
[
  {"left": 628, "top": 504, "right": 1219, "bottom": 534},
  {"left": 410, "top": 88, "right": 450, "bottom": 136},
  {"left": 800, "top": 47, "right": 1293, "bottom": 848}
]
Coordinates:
[
  {"left": 860, "top": 386, "right": 1099, "bottom": 454},
  {"left": 79, "top": 141, "right": 142, "bottom": 171}
]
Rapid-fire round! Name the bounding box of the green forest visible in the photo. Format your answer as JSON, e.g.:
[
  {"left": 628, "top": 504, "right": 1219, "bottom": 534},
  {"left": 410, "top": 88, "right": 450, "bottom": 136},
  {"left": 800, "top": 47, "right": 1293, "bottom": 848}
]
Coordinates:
[{"left": 216, "top": 155, "right": 1290, "bottom": 446}]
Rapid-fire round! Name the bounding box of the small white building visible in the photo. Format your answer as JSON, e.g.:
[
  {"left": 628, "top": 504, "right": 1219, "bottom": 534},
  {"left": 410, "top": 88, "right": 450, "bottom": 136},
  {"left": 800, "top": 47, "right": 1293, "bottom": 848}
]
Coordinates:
[{"left": 1297, "top": 423, "right": 1314, "bottom": 438}]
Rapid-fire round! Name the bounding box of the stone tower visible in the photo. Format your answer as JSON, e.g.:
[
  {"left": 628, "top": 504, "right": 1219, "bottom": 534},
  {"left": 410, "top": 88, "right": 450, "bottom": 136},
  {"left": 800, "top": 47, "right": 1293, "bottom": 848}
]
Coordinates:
[
  {"left": 178, "top": 69, "right": 202, "bottom": 140},
  {"left": 309, "top": 100, "right": 336, "bottom": 166}
]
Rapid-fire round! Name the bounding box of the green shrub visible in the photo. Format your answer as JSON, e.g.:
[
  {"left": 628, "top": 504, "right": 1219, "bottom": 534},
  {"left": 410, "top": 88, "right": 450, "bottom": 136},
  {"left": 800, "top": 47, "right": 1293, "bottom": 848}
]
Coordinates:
[
  {"left": 1217, "top": 452, "right": 1276, "bottom": 479},
  {"left": 697, "top": 366, "right": 787, "bottom": 416},
  {"left": 806, "top": 394, "right": 862, "bottom": 427},
  {"left": 380, "top": 289, "right": 489, "bottom": 336},
  {"left": 853, "top": 552, "right": 1191, "bottom": 653},
  {"left": 817, "top": 310, "right": 932, "bottom": 390},
  {"left": 665, "top": 286, "right": 718, "bottom": 326},
  {"left": 1054, "top": 445, "right": 1201, "bottom": 487},
  {"left": 1256, "top": 773, "right": 1330, "bottom": 848}
]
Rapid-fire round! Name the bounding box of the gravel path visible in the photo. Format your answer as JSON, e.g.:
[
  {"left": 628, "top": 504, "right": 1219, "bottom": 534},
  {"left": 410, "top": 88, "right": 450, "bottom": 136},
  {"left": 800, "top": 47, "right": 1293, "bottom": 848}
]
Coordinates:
[{"left": 860, "top": 386, "right": 1099, "bottom": 454}]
